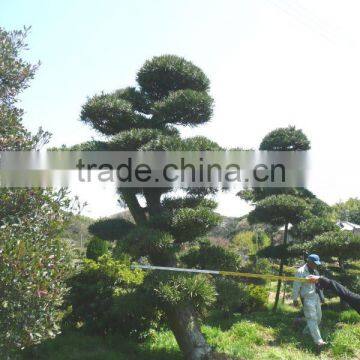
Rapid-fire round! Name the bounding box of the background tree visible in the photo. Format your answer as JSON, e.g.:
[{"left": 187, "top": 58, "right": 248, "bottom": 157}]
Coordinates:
[
  {"left": 247, "top": 194, "right": 309, "bottom": 310},
  {"left": 240, "top": 126, "right": 337, "bottom": 309},
  {"left": 0, "top": 27, "right": 74, "bottom": 355},
  {"left": 333, "top": 198, "right": 360, "bottom": 225},
  {"left": 289, "top": 231, "right": 360, "bottom": 270},
  {"left": 78, "top": 55, "right": 228, "bottom": 360}
]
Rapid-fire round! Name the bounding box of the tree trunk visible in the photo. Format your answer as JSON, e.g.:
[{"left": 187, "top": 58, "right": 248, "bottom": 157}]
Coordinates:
[
  {"left": 120, "top": 189, "right": 147, "bottom": 224},
  {"left": 282, "top": 280, "right": 287, "bottom": 304},
  {"left": 273, "top": 260, "right": 284, "bottom": 311},
  {"left": 273, "top": 222, "right": 288, "bottom": 311},
  {"left": 165, "top": 306, "right": 213, "bottom": 360}
]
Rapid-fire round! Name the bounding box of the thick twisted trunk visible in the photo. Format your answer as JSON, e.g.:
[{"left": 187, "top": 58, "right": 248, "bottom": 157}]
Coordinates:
[
  {"left": 120, "top": 189, "right": 147, "bottom": 224},
  {"left": 165, "top": 306, "right": 213, "bottom": 360}
]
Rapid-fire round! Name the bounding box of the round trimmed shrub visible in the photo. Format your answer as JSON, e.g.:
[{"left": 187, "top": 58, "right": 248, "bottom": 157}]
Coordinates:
[{"left": 86, "top": 237, "right": 109, "bottom": 261}]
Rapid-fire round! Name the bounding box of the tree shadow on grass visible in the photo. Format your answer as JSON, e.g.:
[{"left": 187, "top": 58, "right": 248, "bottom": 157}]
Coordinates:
[{"left": 21, "top": 330, "right": 182, "bottom": 360}]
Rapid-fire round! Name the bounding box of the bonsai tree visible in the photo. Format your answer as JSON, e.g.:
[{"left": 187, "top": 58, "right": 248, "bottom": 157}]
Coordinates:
[
  {"left": 248, "top": 194, "right": 309, "bottom": 310},
  {"left": 78, "top": 55, "right": 228, "bottom": 359}
]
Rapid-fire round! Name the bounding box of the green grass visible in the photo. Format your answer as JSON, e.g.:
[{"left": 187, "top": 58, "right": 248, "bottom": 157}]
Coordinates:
[{"left": 22, "top": 303, "right": 360, "bottom": 360}]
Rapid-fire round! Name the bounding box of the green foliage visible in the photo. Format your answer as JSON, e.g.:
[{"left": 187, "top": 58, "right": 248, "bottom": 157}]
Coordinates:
[
  {"left": 116, "top": 227, "right": 176, "bottom": 264},
  {"left": 258, "top": 244, "right": 289, "bottom": 260},
  {"left": 146, "top": 272, "right": 216, "bottom": 314},
  {"left": 181, "top": 136, "right": 223, "bottom": 151},
  {"left": 170, "top": 207, "right": 221, "bottom": 243},
  {"left": 0, "top": 26, "right": 37, "bottom": 105},
  {"left": 181, "top": 243, "right": 269, "bottom": 315},
  {"left": 231, "top": 231, "right": 270, "bottom": 256},
  {"left": 152, "top": 89, "right": 213, "bottom": 126},
  {"left": 81, "top": 55, "right": 213, "bottom": 140},
  {"left": 67, "top": 140, "right": 109, "bottom": 151},
  {"left": 215, "top": 279, "right": 269, "bottom": 314},
  {"left": 109, "top": 128, "right": 179, "bottom": 151},
  {"left": 248, "top": 194, "right": 309, "bottom": 226},
  {"left": 333, "top": 197, "right": 360, "bottom": 225},
  {"left": 80, "top": 93, "right": 146, "bottom": 135},
  {"left": 181, "top": 243, "right": 242, "bottom": 271},
  {"left": 0, "top": 188, "right": 68, "bottom": 224},
  {"left": 88, "top": 217, "right": 135, "bottom": 241},
  {"left": 0, "top": 214, "right": 74, "bottom": 353},
  {"left": 60, "top": 214, "right": 93, "bottom": 250},
  {"left": 115, "top": 86, "right": 151, "bottom": 114},
  {"left": 86, "top": 237, "right": 109, "bottom": 261},
  {"left": 239, "top": 258, "right": 273, "bottom": 285},
  {"left": 290, "top": 216, "right": 337, "bottom": 241},
  {"left": 162, "top": 196, "right": 217, "bottom": 211},
  {"left": 0, "top": 26, "right": 49, "bottom": 151},
  {"left": 259, "top": 126, "right": 310, "bottom": 151},
  {"left": 290, "top": 231, "right": 360, "bottom": 263},
  {"left": 65, "top": 254, "right": 149, "bottom": 338},
  {"left": 0, "top": 26, "right": 75, "bottom": 355},
  {"left": 147, "top": 206, "right": 221, "bottom": 244},
  {"left": 136, "top": 55, "right": 210, "bottom": 101}
]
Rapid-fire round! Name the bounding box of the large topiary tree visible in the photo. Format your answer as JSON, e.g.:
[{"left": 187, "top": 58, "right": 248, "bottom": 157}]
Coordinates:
[{"left": 79, "top": 55, "right": 228, "bottom": 359}]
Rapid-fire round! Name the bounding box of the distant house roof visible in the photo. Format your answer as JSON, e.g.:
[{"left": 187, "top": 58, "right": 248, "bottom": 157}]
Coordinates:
[{"left": 336, "top": 221, "right": 360, "bottom": 231}]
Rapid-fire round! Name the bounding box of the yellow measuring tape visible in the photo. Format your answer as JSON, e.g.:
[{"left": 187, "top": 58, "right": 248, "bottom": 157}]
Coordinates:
[{"left": 131, "top": 265, "right": 310, "bottom": 283}]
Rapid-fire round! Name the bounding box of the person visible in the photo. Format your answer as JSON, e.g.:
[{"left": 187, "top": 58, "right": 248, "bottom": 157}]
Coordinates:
[
  {"left": 308, "top": 275, "right": 360, "bottom": 314},
  {"left": 293, "top": 254, "right": 326, "bottom": 347}
]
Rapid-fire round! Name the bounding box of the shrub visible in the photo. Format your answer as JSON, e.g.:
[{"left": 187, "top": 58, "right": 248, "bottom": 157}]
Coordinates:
[
  {"left": 86, "top": 237, "right": 109, "bottom": 260},
  {"left": 65, "top": 254, "right": 153, "bottom": 338},
  {"left": 215, "top": 278, "right": 269, "bottom": 314},
  {"left": 231, "top": 231, "right": 271, "bottom": 257},
  {"left": 0, "top": 190, "right": 74, "bottom": 355}
]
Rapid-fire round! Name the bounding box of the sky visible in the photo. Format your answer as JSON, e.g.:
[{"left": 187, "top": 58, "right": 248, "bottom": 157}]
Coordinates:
[{"left": 1, "top": 0, "right": 359, "bottom": 218}]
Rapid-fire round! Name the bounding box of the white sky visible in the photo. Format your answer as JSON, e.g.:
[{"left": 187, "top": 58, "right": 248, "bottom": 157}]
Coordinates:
[{"left": 2, "top": 0, "right": 359, "bottom": 218}]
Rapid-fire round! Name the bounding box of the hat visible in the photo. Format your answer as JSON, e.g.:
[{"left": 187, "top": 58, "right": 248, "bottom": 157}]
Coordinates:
[{"left": 307, "top": 254, "right": 321, "bottom": 266}]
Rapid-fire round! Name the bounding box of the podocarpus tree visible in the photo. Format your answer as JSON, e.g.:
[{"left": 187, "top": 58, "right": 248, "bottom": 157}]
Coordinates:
[
  {"left": 78, "top": 55, "right": 227, "bottom": 360},
  {"left": 240, "top": 127, "right": 331, "bottom": 310},
  {"left": 248, "top": 194, "right": 309, "bottom": 310}
]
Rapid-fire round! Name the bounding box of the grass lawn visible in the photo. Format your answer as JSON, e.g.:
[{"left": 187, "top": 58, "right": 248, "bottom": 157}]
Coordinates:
[{"left": 22, "top": 302, "right": 360, "bottom": 360}]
